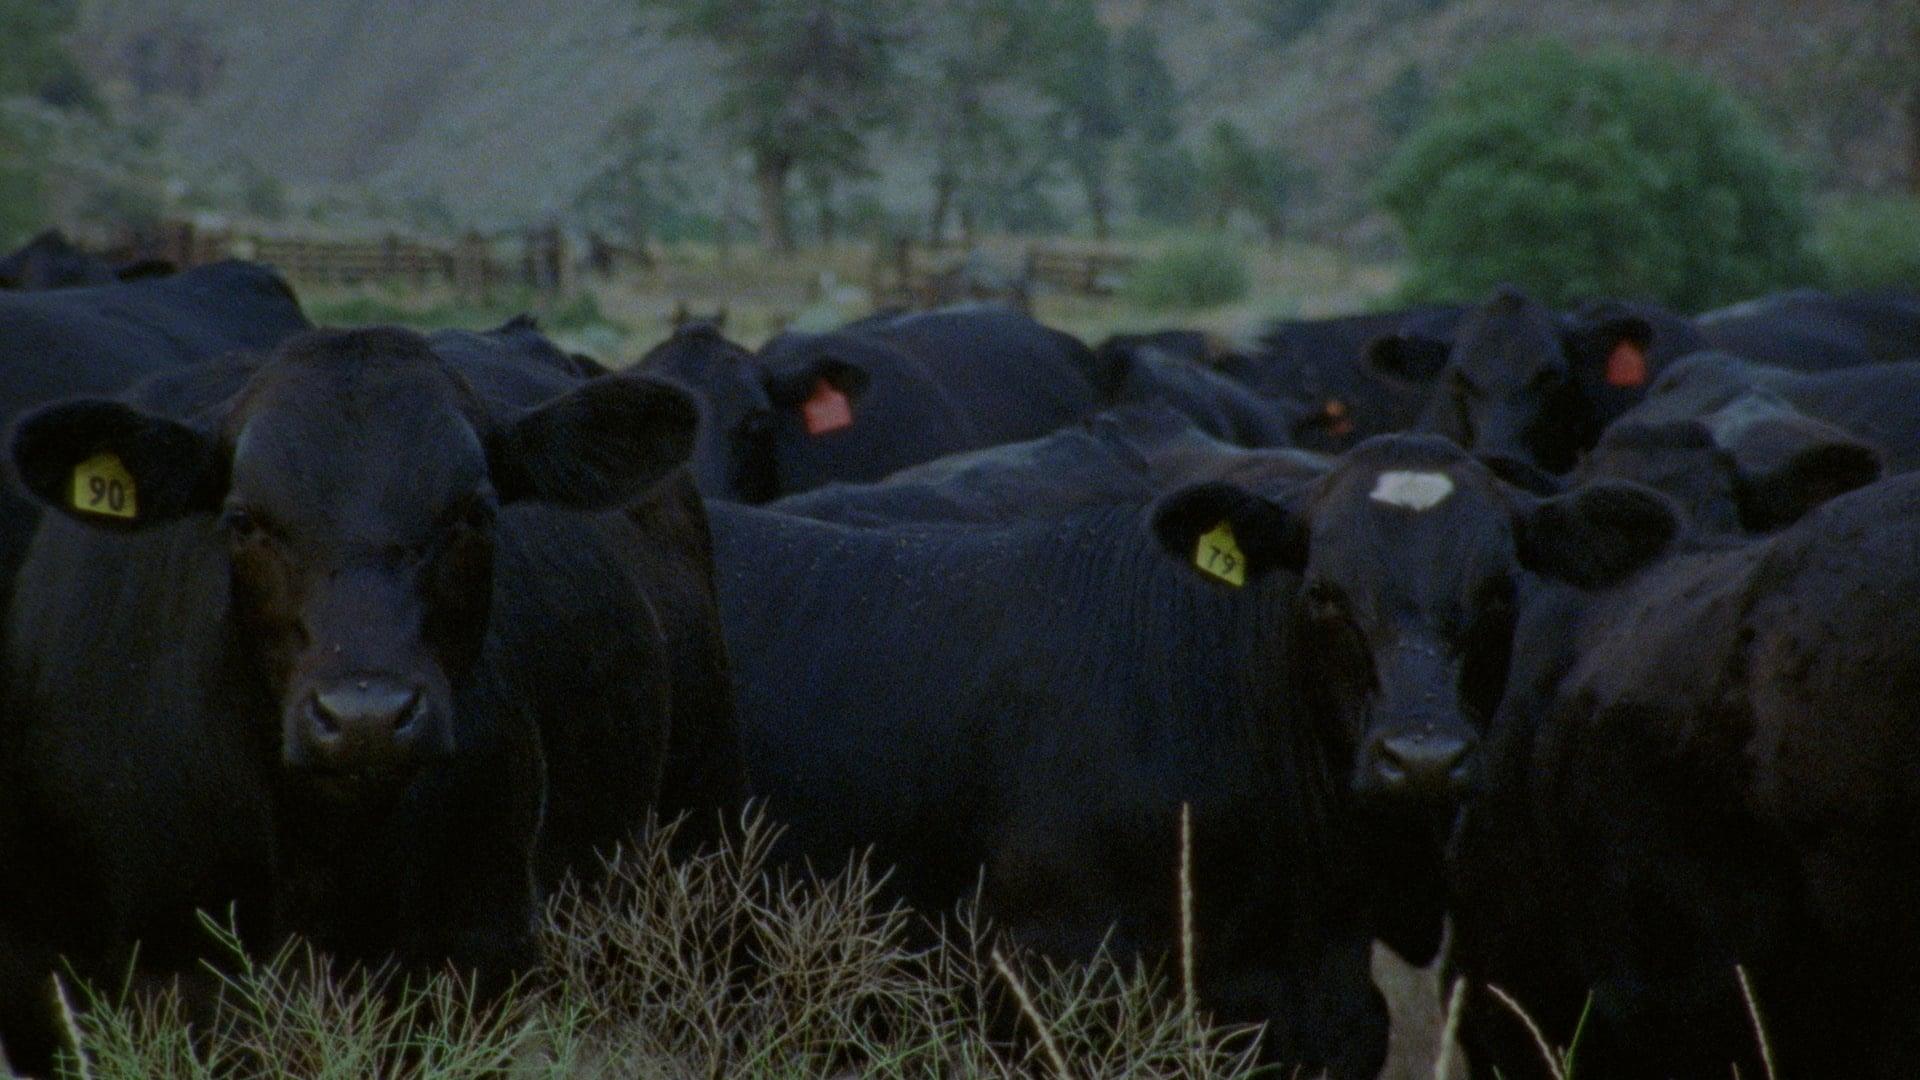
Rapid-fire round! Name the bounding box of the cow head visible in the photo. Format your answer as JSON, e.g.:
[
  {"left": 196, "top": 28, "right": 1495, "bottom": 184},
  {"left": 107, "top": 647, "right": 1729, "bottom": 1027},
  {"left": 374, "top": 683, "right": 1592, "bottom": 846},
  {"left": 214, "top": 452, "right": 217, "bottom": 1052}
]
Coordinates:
[
  {"left": 1582, "top": 400, "right": 1882, "bottom": 536},
  {"left": 1152, "top": 435, "right": 1677, "bottom": 814},
  {"left": 640, "top": 323, "right": 868, "bottom": 502},
  {"left": 1370, "top": 287, "right": 1653, "bottom": 473},
  {"left": 12, "top": 327, "right": 696, "bottom": 798}
]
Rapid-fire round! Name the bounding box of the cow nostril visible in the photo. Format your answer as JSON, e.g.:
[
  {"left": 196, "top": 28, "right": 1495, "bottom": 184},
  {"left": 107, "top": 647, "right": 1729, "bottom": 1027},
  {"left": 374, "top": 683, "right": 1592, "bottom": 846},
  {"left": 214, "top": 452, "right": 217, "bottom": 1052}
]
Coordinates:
[
  {"left": 306, "top": 691, "right": 343, "bottom": 738},
  {"left": 393, "top": 690, "right": 425, "bottom": 735}
]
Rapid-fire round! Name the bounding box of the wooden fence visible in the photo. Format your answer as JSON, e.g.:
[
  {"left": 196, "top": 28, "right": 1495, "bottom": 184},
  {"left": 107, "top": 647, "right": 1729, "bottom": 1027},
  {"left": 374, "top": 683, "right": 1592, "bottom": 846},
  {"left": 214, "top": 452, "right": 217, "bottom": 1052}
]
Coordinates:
[
  {"left": 95, "top": 222, "right": 1137, "bottom": 312},
  {"left": 869, "top": 238, "right": 1137, "bottom": 311},
  {"left": 102, "top": 221, "right": 572, "bottom": 299}
]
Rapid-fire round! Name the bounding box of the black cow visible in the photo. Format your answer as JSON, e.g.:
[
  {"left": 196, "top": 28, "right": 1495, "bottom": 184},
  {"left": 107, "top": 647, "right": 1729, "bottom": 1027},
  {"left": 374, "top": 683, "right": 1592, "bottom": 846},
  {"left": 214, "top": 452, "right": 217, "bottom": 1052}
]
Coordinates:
[
  {"left": 1369, "top": 287, "right": 1706, "bottom": 472},
  {"left": 0, "top": 230, "right": 172, "bottom": 290},
  {"left": 1087, "top": 334, "right": 1302, "bottom": 447},
  {"left": 646, "top": 305, "right": 1104, "bottom": 502},
  {"left": 1697, "top": 287, "right": 1920, "bottom": 370},
  {"left": 712, "top": 434, "right": 1674, "bottom": 1075},
  {"left": 1575, "top": 406, "right": 1882, "bottom": 539},
  {"left": 641, "top": 320, "right": 967, "bottom": 502},
  {"left": 0, "top": 260, "right": 311, "bottom": 611},
  {"left": 0, "top": 326, "right": 743, "bottom": 1073},
  {"left": 772, "top": 403, "right": 1328, "bottom": 527},
  {"left": 1247, "top": 305, "right": 1468, "bottom": 453},
  {"left": 1088, "top": 308, "right": 1469, "bottom": 454},
  {"left": 1447, "top": 472, "right": 1920, "bottom": 1079},
  {"left": 1609, "top": 351, "right": 1920, "bottom": 473}
]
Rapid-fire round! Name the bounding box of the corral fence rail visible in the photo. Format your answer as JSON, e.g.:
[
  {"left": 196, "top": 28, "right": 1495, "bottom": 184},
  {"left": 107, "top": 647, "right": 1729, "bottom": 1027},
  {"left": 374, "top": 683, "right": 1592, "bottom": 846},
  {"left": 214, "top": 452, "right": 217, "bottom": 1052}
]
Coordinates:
[
  {"left": 869, "top": 238, "right": 1138, "bottom": 311},
  {"left": 97, "top": 220, "right": 574, "bottom": 300}
]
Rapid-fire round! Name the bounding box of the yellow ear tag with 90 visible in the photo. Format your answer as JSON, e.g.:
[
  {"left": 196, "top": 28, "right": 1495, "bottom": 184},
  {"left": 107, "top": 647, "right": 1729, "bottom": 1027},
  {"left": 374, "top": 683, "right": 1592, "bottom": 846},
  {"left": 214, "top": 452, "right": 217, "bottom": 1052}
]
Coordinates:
[
  {"left": 71, "top": 452, "right": 137, "bottom": 520},
  {"left": 1193, "top": 521, "right": 1246, "bottom": 587}
]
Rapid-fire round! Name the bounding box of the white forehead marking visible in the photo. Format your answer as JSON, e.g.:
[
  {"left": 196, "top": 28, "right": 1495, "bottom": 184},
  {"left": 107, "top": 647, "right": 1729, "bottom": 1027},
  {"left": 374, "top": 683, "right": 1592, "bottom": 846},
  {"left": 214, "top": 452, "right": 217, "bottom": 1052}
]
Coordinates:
[{"left": 1369, "top": 470, "right": 1455, "bottom": 511}]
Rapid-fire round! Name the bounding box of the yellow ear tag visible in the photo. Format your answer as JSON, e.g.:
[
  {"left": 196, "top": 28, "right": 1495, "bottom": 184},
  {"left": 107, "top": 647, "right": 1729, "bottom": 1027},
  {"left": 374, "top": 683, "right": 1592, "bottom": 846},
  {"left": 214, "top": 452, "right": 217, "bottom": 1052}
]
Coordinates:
[
  {"left": 71, "top": 452, "right": 137, "bottom": 520},
  {"left": 1193, "top": 521, "right": 1246, "bottom": 587}
]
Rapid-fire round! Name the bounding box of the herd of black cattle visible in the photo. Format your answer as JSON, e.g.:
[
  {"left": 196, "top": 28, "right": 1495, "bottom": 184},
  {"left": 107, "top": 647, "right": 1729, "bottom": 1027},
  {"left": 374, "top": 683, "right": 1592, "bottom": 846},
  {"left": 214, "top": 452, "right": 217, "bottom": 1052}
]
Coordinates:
[{"left": 0, "top": 230, "right": 1917, "bottom": 1078}]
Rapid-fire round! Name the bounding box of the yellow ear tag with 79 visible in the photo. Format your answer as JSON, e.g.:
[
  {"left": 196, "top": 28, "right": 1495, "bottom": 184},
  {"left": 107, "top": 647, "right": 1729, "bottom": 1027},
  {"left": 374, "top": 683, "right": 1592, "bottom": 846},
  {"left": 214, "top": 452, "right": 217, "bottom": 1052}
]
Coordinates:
[
  {"left": 1193, "top": 521, "right": 1246, "bottom": 587},
  {"left": 71, "top": 452, "right": 137, "bottom": 520}
]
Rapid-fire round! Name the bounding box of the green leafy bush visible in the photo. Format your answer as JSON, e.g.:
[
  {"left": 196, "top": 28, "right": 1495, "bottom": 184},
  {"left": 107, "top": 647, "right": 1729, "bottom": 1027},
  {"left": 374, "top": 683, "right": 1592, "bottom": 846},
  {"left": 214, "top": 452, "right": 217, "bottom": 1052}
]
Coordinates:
[
  {"left": 1377, "top": 40, "right": 1817, "bottom": 312},
  {"left": 1121, "top": 234, "right": 1251, "bottom": 311},
  {"left": 1815, "top": 195, "right": 1920, "bottom": 292}
]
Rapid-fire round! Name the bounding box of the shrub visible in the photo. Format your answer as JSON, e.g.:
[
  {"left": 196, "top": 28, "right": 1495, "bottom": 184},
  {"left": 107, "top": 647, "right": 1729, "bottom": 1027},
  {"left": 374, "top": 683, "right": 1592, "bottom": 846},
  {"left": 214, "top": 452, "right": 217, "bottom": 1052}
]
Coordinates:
[
  {"left": 1376, "top": 40, "right": 1817, "bottom": 312},
  {"left": 0, "top": 115, "right": 45, "bottom": 247},
  {"left": 1814, "top": 195, "right": 1920, "bottom": 292},
  {"left": 1121, "top": 235, "right": 1252, "bottom": 311}
]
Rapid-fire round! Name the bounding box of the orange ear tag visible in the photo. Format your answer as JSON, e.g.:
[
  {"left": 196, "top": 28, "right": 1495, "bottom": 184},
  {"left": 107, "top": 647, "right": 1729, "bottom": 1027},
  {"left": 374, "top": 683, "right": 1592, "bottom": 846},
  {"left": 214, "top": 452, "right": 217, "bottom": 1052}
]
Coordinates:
[
  {"left": 802, "top": 379, "right": 854, "bottom": 436},
  {"left": 1325, "top": 398, "right": 1355, "bottom": 438},
  {"left": 1605, "top": 341, "right": 1649, "bottom": 388}
]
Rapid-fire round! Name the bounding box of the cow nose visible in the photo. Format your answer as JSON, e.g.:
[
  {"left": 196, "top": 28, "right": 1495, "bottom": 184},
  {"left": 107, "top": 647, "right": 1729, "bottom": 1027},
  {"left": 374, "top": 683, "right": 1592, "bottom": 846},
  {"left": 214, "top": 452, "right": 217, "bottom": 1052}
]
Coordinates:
[
  {"left": 1370, "top": 732, "right": 1475, "bottom": 797},
  {"left": 300, "top": 680, "right": 425, "bottom": 771}
]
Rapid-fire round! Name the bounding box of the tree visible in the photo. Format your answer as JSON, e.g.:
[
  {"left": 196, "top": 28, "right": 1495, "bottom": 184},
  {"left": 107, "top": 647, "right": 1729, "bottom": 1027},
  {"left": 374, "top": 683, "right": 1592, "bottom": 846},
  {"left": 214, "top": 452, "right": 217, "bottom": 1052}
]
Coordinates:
[
  {"left": 0, "top": 0, "right": 96, "bottom": 244},
  {"left": 654, "top": 0, "right": 907, "bottom": 253},
  {"left": 0, "top": 122, "right": 44, "bottom": 247},
  {"left": 1248, "top": 0, "right": 1336, "bottom": 47},
  {"left": 0, "top": 0, "right": 94, "bottom": 107},
  {"left": 1029, "top": 0, "right": 1123, "bottom": 240},
  {"left": 1372, "top": 62, "right": 1427, "bottom": 148},
  {"left": 906, "top": 0, "right": 1050, "bottom": 244},
  {"left": 573, "top": 106, "right": 683, "bottom": 264},
  {"left": 1377, "top": 40, "right": 1816, "bottom": 311},
  {"left": 1197, "top": 121, "right": 1301, "bottom": 244},
  {"left": 1116, "top": 24, "right": 1195, "bottom": 225}
]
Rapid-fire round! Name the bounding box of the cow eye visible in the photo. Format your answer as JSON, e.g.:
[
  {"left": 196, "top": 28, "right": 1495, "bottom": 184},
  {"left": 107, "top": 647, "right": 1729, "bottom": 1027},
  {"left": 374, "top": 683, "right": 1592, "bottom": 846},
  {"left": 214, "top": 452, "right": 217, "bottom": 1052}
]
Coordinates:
[
  {"left": 1304, "top": 581, "right": 1347, "bottom": 621},
  {"left": 455, "top": 497, "right": 495, "bottom": 533},
  {"left": 1476, "top": 576, "right": 1516, "bottom": 612},
  {"left": 221, "top": 506, "right": 265, "bottom": 542}
]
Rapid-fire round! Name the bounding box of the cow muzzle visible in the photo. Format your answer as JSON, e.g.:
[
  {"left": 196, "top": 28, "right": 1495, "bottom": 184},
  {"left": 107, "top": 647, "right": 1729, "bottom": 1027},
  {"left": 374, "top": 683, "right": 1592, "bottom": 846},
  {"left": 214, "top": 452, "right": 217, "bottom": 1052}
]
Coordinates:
[
  {"left": 285, "top": 675, "right": 451, "bottom": 781},
  {"left": 1355, "top": 725, "right": 1476, "bottom": 804}
]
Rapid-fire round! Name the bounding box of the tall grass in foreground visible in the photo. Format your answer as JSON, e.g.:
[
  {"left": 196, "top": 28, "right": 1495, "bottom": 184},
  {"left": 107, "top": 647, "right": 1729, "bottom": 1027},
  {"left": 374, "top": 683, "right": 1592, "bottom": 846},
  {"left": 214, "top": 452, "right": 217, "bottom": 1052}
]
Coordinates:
[{"left": 54, "top": 815, "right": 1265, "bottom": 1079}]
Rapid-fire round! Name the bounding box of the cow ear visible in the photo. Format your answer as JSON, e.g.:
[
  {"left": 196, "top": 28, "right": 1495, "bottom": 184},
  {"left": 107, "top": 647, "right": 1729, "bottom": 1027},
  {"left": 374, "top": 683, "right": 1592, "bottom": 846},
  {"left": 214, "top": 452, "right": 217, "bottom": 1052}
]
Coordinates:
[
  {"left": 812, "top": 356, "right": 869, "bottom": 400},
  {"left": 11, "top": 399, "right": 226, "bottom": 530},
  {"left": 1365, "top": 333, "right": 1450, "bottom": 384},
  {"left": 1151, "top": 481, "right": 1308, "bottom": 586},
  {"left": 1514, "top": 480, "right": 1678, "bottom": 588},
  {"left": 1723, "top": 420, "right": 1882, "bottom": 532},
  {"left": 489, "top": 374, "right": 697, "bottom": 508},
  {"left": 764, "top": 355, "right": 872, "bottom": 406},
  {"left": 1564, "top": 315, "right": 1654, "bottom": 389}
]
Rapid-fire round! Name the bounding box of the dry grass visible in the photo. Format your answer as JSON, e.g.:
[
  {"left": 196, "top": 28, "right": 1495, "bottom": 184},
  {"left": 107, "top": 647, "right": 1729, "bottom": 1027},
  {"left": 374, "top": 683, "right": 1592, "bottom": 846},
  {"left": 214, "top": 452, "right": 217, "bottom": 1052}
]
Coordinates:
[{"left": 53, "top": 814, "right": 1267, "bottom": 1080}]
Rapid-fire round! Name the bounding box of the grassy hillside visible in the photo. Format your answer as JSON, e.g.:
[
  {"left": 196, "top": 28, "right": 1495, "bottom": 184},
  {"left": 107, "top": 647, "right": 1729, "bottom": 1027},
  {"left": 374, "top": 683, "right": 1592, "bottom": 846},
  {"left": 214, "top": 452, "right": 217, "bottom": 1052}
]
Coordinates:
[{"left": 65, "top": 0, "right": 1910, "bottom": 237}]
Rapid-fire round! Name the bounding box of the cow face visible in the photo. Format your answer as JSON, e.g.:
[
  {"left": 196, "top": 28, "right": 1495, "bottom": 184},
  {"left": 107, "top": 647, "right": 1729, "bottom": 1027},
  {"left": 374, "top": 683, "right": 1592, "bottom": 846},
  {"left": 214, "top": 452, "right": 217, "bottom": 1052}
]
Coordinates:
[
  {"left": 1371, "top": 287, "right": 1651, "bottom": 473},
  {"left": 1153, "top": 435, "right": 1677, "bottom": 814},
  {"left": 12, "top": 328, "right": 696, "bottom": 798},
  {"left": 640, "top": 324, "right": 869, "bottom": 502}
]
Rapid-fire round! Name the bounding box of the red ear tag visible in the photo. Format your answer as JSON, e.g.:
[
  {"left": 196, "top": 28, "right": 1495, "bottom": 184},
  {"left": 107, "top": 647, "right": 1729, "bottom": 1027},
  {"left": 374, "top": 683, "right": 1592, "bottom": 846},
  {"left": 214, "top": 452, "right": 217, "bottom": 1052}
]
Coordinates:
[
  {"left": 1605, "top": 341, "right": 1649, "bottom": 388},
  {"left": 802, "top": 378, "right": 853, "bottom": 436},
  {"left": 1324, "top": 398, "right": 1354, "bottom": 437}
]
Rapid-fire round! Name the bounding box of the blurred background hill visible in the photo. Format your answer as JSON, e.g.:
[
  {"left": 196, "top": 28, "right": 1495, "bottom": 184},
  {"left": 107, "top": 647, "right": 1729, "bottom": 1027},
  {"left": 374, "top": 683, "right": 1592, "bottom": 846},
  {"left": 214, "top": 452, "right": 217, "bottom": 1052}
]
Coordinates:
[
  {"left": 56, "top": 0, "right": 1915, "bottom": 235},
  {"left": 3, "top": 0, "right": 1916, "bottom": 348}
]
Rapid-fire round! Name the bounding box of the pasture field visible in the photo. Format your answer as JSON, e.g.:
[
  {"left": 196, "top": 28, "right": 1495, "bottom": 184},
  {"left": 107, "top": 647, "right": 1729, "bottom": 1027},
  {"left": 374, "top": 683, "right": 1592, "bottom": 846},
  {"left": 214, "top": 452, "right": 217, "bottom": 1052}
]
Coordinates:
[{"left": 295, "top": 236, "right": 1404, "bottom": 361}]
